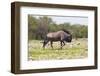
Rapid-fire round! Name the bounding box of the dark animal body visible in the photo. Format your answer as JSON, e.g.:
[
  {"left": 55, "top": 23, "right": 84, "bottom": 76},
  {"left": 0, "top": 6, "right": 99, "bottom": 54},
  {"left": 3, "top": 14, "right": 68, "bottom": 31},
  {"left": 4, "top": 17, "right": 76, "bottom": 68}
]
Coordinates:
[{"left": 43, "top": 30, "right": 72, "bottom": 49}]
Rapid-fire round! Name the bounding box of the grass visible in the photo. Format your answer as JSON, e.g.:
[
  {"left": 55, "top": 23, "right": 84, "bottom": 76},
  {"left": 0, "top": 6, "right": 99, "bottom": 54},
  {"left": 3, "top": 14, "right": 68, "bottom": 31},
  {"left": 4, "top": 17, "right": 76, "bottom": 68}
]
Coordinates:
[{"left": 28, "top": 38, "right": 88, "bottom": 60}]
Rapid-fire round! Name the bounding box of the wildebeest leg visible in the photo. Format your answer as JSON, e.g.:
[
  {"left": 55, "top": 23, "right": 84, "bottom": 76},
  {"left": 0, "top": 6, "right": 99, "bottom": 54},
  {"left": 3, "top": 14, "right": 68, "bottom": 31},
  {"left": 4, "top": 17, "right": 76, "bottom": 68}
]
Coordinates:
[
  {"left": 43, "top": 40, "right": 49, "bottom": 49},
  {"left": 62, "top": 41, "right": 65, "bottom": 46},
  {"left": 60, "top": 41, "right": 65, "bottom": 49},
  {"left": 50, "top": 41, "right": 53, "bottom": 49},
  {"left": 60, "top": 41, "right": 63, "bottom": 49}
]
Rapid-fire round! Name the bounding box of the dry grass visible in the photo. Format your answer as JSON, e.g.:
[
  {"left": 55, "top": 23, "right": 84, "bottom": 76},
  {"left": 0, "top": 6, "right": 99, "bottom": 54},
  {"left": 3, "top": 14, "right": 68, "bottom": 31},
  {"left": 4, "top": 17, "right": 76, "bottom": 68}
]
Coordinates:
[{"left": 28, "top": 38, "right": 88, "bottom": 60}]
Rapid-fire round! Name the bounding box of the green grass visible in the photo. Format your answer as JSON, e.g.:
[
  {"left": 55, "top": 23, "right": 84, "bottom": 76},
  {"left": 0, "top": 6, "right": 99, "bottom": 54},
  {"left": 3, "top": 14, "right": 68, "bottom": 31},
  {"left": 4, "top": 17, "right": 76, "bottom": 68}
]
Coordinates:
[{"left": 28, "top": 38, "right": 88, "bottom": 60}]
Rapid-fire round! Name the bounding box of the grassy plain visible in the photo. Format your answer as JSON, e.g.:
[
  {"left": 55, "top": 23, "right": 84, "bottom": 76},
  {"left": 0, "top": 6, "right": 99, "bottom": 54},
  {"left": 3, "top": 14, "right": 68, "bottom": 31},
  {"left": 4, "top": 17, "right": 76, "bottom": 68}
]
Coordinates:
[{"left": 28, "top": 38, "right": 88, "bottom": 60}]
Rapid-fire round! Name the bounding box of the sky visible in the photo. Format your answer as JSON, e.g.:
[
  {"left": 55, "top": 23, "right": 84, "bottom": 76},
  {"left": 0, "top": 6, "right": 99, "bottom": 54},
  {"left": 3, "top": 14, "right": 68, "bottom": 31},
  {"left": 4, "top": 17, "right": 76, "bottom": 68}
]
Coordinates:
[
  {"left": 31, "top": 15, "right": 88, "bottom": 25},
  {"left": 51, "top": 16, "right": 88, "bottom": 25}
]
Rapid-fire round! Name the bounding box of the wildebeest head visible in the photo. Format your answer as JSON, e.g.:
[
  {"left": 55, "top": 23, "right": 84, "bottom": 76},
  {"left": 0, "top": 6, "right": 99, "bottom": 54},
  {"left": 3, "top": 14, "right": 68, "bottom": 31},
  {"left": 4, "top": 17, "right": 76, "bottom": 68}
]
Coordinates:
[
  {"left": 65, "top": 34, "right": 72, "bottom": 42},
  {"left": 62, "top": 29, "right": 72, "bottom": 42},
  {"left": 64, "top": 34, "right": 72, "bottom": 42}
]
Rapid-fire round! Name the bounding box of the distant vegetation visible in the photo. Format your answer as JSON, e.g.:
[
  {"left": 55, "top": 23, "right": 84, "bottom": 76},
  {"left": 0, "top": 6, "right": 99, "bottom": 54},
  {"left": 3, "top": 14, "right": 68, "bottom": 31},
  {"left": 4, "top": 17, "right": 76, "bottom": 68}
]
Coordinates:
[{"left": 28, "top": 15, "right": 88, "bottom": 40}]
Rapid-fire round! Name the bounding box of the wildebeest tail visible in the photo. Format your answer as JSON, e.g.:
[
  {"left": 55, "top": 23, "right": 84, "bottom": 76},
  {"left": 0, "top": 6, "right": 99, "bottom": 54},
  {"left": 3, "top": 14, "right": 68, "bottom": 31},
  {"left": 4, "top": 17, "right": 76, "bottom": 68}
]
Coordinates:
[{"left": 40, "top": 35, "right": 48, "bottom": 43}]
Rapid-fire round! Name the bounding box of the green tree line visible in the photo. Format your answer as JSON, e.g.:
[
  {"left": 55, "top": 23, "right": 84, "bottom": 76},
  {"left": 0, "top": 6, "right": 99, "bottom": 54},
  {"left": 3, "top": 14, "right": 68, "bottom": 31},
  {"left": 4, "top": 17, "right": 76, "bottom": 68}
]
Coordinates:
[{"left": 28, "top": 15, "right": 88, "bottom": 40}]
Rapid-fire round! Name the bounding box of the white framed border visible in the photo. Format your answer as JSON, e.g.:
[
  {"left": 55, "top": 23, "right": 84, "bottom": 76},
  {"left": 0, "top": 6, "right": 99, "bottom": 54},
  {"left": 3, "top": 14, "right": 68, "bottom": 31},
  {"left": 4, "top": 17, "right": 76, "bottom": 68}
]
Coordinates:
[{"left": 20, "top": 6, "right": 95, "bottom": 70}]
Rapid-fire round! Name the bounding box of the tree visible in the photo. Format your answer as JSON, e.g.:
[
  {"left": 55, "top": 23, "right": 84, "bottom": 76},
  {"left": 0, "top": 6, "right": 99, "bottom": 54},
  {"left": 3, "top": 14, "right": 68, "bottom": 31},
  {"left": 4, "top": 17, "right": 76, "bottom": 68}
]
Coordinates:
[
  {"left": 36, "top": 16, "right": 53, "bottom": 39},
  {"left": 28, "top": 15, "right": 88, "bottom": 40},
  {"left": 28, "top": 15, "right": 38, "bottom": 40}
]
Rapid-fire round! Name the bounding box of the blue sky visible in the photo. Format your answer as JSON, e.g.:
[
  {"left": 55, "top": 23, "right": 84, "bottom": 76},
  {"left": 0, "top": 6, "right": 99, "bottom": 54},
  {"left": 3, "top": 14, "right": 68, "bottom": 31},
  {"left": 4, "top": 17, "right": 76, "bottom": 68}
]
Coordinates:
[
  {"left": 51, "top": 16, "right": 88, "bottom": 25},
  {"left": 32, "top": 15, "right": 88, "bottom": 25}
]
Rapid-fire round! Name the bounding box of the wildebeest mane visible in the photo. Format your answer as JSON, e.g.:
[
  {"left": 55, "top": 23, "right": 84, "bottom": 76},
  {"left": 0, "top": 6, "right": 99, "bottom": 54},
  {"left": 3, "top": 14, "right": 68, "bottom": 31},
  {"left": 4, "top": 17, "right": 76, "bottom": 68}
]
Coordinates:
[{"left": 62, "top": 29, "right": 71, "bottom": 34}]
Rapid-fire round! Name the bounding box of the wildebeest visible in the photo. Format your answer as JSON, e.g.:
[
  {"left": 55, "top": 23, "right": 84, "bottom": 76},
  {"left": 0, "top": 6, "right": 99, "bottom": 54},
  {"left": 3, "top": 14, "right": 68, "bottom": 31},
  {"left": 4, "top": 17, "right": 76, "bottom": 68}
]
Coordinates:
[{"left": 43, "top": 30, "right": 72, "bottom": 49}]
